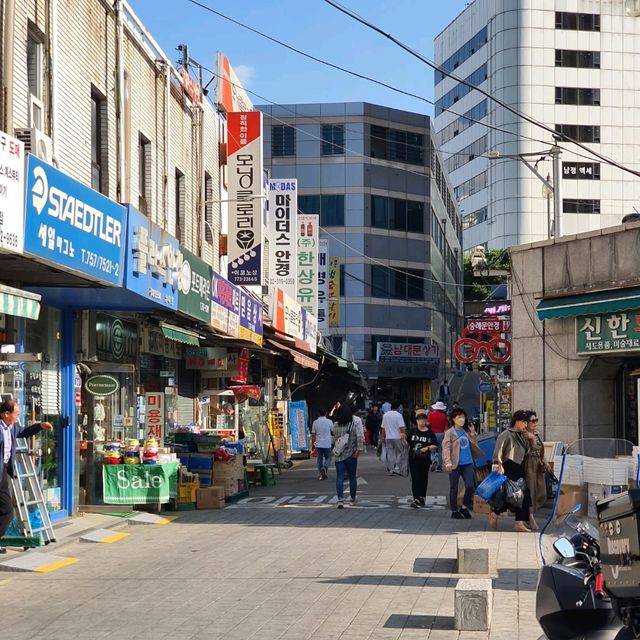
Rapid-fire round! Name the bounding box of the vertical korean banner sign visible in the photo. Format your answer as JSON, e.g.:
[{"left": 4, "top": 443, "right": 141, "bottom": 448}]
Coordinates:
[
  {"left": 317, "top": 239, "right": 329, "bottom": 332},
  {"left": 227, "top": 111, "right": 264, "bottom": 286},
  {"left": 145, "top": 392, "right": 165, "bottom": 443},
  {"left": 296, "top": 214, "right": 319, "bottom": 317},
  {"left": 288, "top": 400, "right": 309, "bottom": 451},
  {"left": 267, "top": 179, "right": 297, "bottom": 300},
  {"left": 328, "top": 257, "right": 340, "bottom": 328}
]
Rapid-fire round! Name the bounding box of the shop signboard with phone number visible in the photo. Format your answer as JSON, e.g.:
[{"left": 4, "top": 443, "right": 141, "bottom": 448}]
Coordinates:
[{"left": 24, "top": 156, "right": 126, "bottom": 286}]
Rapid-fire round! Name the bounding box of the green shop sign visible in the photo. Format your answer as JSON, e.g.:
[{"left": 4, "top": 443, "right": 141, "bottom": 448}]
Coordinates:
[
  {"left": 85, "top": 374, "right": 119, "bottom": 397},
  {"left": 576, "top": 310, "right": 640, "bottom": 355},
  {"left": 102, "top": 462, "right": 179, "bottom": 504},
  {"left": 177, "top": 248, "right": 212, "bottom": 323}
]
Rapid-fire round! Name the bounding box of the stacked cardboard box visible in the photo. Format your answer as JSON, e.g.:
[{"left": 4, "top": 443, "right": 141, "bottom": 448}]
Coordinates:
[
  {"left": 213, "top": 455, "right": 245, "bottom": 496},
  {"left": 196, "top": 486, "right": 226, "bottom": 509}
]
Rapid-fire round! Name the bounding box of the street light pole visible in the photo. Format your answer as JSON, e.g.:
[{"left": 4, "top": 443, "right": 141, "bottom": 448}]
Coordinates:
[{"left": 551, "top": 142, "right": 563, "bottom": 238}]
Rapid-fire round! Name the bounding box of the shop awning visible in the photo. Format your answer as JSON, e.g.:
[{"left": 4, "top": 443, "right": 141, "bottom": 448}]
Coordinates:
[
  {"left": 0, "top": 284, "right": 41, "bottom": 320},
  {"left": 161, "top": 323, "right": 200, "bottom": 345},
  {"left": 266, "top": 338, "right": 320, "bottom": 370},
  {"left": 536, "top": 287, "right": 640, "bottom": 320}
]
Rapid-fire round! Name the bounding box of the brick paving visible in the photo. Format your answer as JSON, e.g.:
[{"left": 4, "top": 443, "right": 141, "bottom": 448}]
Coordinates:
[{"left": 1, "top": 452, "right": 542, "bottom": 640}]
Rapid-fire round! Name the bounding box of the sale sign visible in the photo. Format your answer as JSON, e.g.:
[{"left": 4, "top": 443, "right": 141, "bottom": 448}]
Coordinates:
[{"left": 144, "top": 392, "right": 165, "bottom": 443}]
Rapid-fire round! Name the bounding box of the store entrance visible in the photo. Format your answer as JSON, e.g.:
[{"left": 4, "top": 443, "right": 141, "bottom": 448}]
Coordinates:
[
  {"left": 0, "top": 354, "right": 63, "bottom": 515},
  {"left": 619, "top": 357, "right": 640, "bottom": 445},
  {"left": 78, "top": 363, "right": 136, "bottom": 506}
]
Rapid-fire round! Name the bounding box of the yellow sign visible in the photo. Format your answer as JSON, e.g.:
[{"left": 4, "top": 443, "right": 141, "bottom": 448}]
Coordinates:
[
  {"left": 328, "top": 256, "right": 340, "bottom": 327},
  {"left": 420, "top": 381, "right": 432, "bottom": 407}
]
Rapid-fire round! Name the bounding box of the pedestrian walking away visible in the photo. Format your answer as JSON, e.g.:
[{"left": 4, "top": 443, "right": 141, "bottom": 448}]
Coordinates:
[
  {"left": 442, "top": 407, "right": 477, "bottom": 520},
  {"left": 491, "top": 409, "right": 533, "bottom": 533},
  {"left": 380, "top": 401, "right": 408, "bottom": 476},
  {"left": 332, "top": 405, "right": 363, "bottom": 508},
  {"left": 381, "top": 399, "right": 391, "bottom": 414},
  {"left": 311, "top": 409, "right": 333, "bottom": 480},
  {"left": 0, "top": 399, "right": 54, "bottom": 552},
  {"left": 407, "top": 411, "right": 438, "bottom": 508},
  {"left": 428, "top": 401, "right": 448, "bottom": 471},
  {"left": 364, "top": 404, "right": 382, "bottom": 447}
]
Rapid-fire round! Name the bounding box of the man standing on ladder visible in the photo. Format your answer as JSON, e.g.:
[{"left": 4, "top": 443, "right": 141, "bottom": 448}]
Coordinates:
[{"left": 0, "top": 399, "right": 53, "bottom": 553}]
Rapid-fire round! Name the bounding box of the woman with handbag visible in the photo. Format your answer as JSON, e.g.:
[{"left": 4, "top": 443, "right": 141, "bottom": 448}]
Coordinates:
[
  {"left": 332, "top": 405, "right": 364, "bottom": 509},
  {"left": 522, "top": 411, "right": 547, "bottom": 530},
  {"left": 491, "top": 409, "right": 533, "bottom": 533},
  {"left": 442, "top": 407, "right": 481, "bottom": 520},
  {"left": 407, "top": 411, "right": 439, "bottom": 508}
]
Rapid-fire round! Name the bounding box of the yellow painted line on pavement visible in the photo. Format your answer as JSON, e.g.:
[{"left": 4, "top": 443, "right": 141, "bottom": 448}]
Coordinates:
[
  {"left": 0, "top": 578, "right": 13, "bottom": 586},
  {"left": 34, "top": 557, "right": 79, "bottom": 573},
  {"left": 155, "top": 516, "right": 177, "bottom": 525},
  {"left": 100, "top": 532, "right": 129, "bottom": 544}
]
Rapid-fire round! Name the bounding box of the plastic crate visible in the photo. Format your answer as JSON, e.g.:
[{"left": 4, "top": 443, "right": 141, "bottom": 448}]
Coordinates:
[
  {"left": 173, "top": 433, "right": 195, "bottom": 444},
  {"left": 177, "top": 482, "right": 199, "bottom": 503}
]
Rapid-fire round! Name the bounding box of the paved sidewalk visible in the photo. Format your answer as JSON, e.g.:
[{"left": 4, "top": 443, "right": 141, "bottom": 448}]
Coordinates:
[{"left": 1, "top": 452, "right": 542, "bottom": 640}]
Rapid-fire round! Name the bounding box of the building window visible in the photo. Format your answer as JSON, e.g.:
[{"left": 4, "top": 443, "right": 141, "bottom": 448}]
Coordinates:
[
  {"left": 435, "top": 64, "right": 487, "bottom": 116},
  {"left": 27, "top": 24, "right": 45, "bottom": 129},
  {"left": 298, "top": 194, "right": 345, "bottom": 226},
  {"left": 435, "top": 27, "right": 488, "bottom": 85},
  {"left": 555, "top": 87, "right": 600, "bottom": 106},
  {"left": 175, "top": 168, "right": 186, "bottom": 243},
  {"left": 555, "top": 11, "right": 600, "bottom": 31},
  {"left": 438, "top": 100, "right": 487, "bottom": 146},
  {"left": 204, "top": 172, "right": 214, "bottom": 242},
  {"left": 370, "top": 195, "right": 424, "bottom": 233},
  {"left": 454, "top": 171, "right": 488, "bottom": 200},
  {"left": 138, "top": 133, "right": 151, "bottom": 215},
  {"left": 555, "top": 49, "right": 600, "bottom": 69},
  {"left": 562, "top": 162, "right": 600, "bottom": 180},
  {"left": 555, "top": 124, "right": 600, "bottom": 143},
  {"left": 271, "top": 125, "right": 296, "bottom": 156},
  {"left": 370, "top": 125, "right": 424, "bottom": 165},
  {"left": 563, "top": 199, "right": 601, "bottom": 214},
  {"left": 321, "top": 124, "right": 345, "bottom": 155},
  {"left": 444, "top": 135, "right": 488, "bottom": 174},
  {"left": 462, "top": 207, "right": 488, "bottom": 230},
  {"left": 370, "top": 266, "right": 424, "bottom": 300},
  {"left": 91, "top": 90, "right": 107, "bottom": 195}
]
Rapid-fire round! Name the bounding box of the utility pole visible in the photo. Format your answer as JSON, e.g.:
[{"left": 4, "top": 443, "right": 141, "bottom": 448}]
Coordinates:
[{"left": 551, "top": 138, "right": 562, "bottom": 238}]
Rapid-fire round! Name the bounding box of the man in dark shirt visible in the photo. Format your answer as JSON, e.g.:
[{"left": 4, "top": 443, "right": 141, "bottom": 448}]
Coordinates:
[
  {"left": 0, "top": 399, "right": 53, "bottom": 552},
  {"left": 364, "top": 404, "right": 382, "bottom": 447}
]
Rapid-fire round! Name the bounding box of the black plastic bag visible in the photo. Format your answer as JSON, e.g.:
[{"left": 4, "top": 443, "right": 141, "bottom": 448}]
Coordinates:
[
  {"left": 488, "top": 483, "right": 506, "bottom": 512},
  {"left": 504, "top": 478, "right": 526, "bottom": 510}
]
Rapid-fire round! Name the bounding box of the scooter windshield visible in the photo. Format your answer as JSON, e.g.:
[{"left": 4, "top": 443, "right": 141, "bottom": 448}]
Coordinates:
[{"left": 539, "top": 438, "right": 637, "bottom": 565}]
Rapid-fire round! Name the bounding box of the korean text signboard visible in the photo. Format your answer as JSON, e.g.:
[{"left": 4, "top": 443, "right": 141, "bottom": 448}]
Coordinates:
[
  {"left": 267, "top": 179, "right": 297, "bottom": 299},
  {"left": 576, "top": 311, "right": 640, "bottom": 354},
  {"left": 270, "top": 287, "right": 317, "bottom": 353},
  {"left": 328, "top": 256, "right": 340, "bottom": 327},
  {"left": 24, "top": 156, "right": 126, "bottom": 285},
  {"left": 214, "top": 52, "right": 254, "bottom": 114},
  {"left": 376, "top": 342, "right": 441, "bottom": 362},
  {"left": 178, "top": 248, "right": 211, "bottom": 322},
  {"left": 296, "top": 214, "right": 319, "bottom": 317},
  {"left": 185, "top": 347, "right": 227, "bottom": 370},
  {"left": 0, "top": 132, "right": 24, "bottom": 254},
  {"left": 144, "top": 391, "right": 165, "bottom": 443},
  {"left": 317, "top": 239, "right": 329, "bottom": 332},
  {"left": 239, "top": 293, "right": 263, "bottom": 346},
  {"left": 227, "top": 111, "right": 264, "bottom": 286},
  {"left": 125, "top": 206, "right": 180, "bottom": 308}
]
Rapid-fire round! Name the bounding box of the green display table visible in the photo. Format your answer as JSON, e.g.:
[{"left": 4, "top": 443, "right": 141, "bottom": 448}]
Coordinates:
[{"left": 102, "top": 462, "right": 179, "bottom": 505}]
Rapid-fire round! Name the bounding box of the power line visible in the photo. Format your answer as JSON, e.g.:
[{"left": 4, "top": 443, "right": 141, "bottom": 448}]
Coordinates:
[{"left": 324, "top": 0, "right": 640, "bottom": 179}]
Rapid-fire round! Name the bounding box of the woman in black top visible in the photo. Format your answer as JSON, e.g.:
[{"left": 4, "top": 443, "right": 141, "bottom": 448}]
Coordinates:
[{"left": 407, "top": 412, "right": 438, "bottom": 508}]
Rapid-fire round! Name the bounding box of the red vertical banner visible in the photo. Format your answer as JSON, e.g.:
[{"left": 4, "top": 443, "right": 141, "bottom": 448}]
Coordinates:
[
  {"left": 144, "top": 392, "right": 165, "bottom": 442},
  {"left": 231, "top": 348, "right": 250, "bottom": 383}
]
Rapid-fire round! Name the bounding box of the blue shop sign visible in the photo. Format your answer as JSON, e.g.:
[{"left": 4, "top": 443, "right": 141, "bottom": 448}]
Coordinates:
[
  {"left": 24, "top": 156, "right": 126, "bottom": 286},
  {"left": 124, "top": 206, "right": 180, "bottom": 310}
]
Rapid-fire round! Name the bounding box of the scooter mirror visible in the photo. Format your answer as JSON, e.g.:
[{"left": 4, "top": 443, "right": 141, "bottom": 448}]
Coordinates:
[
  {"left": 553, "top": 537, "right": 576, "bottom": 559},
  {"left": 570, "top": 504, "right": 582, "bottom": 514}
]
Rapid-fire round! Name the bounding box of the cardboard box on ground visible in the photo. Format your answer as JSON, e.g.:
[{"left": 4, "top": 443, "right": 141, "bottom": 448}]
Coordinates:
[{"left": 197, "top": 487, "right": 226, "bottom": 509}]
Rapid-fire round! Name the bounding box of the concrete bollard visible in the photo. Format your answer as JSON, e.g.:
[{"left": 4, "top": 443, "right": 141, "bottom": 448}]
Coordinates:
[
  {"left": 457, "top": 538, "right": 489, "bottom": 574},
  {"left": 454, "top": 578, "right": 493, "bottom": 631}
]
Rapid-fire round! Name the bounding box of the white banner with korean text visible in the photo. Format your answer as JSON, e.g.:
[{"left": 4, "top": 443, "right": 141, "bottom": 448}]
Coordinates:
[
  {"left": 267, "top": 179, "right": 297, "bottom": 300},
  {"left": 296, "top": 214, "right": 319, "bottom": 317}
]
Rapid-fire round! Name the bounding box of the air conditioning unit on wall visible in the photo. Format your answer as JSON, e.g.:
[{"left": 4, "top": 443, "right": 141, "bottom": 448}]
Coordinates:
[{"left": 15, "top": 127, "right": 53, "bottom": 165}]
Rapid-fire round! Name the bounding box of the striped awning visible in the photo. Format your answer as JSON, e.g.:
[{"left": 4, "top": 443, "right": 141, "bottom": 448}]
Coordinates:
[
  {"left": 161, "top": 322, "right": 200, "bottom": 346},
  {"left": 0, "top": 284, "right": 41, "bottom": 321}
]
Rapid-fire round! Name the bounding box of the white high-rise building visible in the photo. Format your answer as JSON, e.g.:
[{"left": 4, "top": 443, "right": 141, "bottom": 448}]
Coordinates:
[{"left": 434, "top": 0, "right": 640, "bottom": 251}]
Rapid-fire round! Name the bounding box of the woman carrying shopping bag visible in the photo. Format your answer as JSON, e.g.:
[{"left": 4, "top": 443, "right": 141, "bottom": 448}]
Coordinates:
[
  {"left": 490, "top": 409, "right": 533, "bottom": 533},
  {"left": 442, "top": 407, "right": 479, "bottom": 520},
  {"left": 522, "top": 410, "right": 547, "bottom": 530}
]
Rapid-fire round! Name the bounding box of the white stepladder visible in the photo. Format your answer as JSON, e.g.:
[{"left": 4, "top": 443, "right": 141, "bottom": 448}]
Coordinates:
[{"left": 9, "top": 438, "right": 56, "bottom": 545}]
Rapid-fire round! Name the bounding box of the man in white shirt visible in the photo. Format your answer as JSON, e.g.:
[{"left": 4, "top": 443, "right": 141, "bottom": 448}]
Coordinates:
[
  {"left": 381, "top": 401, "right": 407, "bottom": 475},
  {"left": 311, "top": 409, "right": 334, "bottom": 480},
  {"left": 381, "top": 400, "right": 391, "bottom": 414}
]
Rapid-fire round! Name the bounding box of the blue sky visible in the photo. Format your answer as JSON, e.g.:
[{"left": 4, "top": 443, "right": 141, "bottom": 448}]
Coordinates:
[{"left": 128, "top": 0, "right": 470, "bottom": 115}]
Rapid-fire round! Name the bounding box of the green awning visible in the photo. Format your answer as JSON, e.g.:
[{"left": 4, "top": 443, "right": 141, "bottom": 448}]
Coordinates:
[
  {"left": 536, "top": 287, "right": 640, "bottom": 320},
  {"left": 161, "top": 323, "right": 200, "bottom": 346},
  {"left": 0, "top": 284, "right": 41, "bottom": 320}
]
